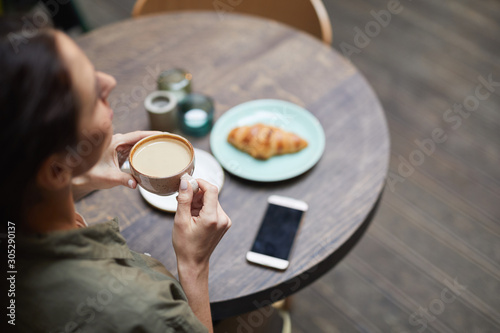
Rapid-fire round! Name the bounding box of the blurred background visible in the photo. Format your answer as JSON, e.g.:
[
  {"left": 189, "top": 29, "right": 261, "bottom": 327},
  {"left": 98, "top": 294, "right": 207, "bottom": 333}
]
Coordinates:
[{"left": 2, "top": 0, "right": 498, "bottom": 332}]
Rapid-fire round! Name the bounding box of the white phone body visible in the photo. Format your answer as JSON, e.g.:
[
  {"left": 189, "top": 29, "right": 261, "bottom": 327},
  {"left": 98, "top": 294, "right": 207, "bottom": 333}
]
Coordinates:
[{"left": 246, "top": 195, "right": 308, "bottom": 270}]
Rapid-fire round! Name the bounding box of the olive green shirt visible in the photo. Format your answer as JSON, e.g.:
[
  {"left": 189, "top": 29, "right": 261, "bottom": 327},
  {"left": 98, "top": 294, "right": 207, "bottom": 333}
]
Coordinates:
[{"left": 16, "top": 218, "right": 207, "bottom": 333}]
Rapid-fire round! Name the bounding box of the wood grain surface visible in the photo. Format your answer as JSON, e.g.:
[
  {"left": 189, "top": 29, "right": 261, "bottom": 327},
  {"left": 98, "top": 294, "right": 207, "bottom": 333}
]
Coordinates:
[{"left": 75, "top": 12, "right": 389, "bottom": 319}]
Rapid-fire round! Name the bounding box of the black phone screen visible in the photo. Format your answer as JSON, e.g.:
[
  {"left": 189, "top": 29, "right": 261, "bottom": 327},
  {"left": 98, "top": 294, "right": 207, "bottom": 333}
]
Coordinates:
[{"left": 250, "top": 203, "right": 304, "bottom": 260}]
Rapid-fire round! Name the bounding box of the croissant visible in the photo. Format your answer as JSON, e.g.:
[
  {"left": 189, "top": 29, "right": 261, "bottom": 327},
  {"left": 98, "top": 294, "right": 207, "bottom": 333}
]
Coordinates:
[{"left": 227, "top": 123, "right": 308, "bottom": 160}]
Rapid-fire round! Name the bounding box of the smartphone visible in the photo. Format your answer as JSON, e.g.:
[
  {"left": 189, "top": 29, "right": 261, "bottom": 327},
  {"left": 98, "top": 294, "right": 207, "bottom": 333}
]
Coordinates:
[{"left": 246, "top": 195, "right": 308, "bottom": 270}]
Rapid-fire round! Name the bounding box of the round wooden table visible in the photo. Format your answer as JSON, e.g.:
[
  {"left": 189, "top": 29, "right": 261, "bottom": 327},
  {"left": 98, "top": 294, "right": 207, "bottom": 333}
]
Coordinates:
[{"left": 75, "top": 12, "right": 390, "bottom": 320}]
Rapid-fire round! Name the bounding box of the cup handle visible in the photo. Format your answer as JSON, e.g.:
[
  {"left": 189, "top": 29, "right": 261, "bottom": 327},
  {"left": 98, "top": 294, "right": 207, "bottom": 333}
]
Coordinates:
[
  {"left": 121, "top": 159, "right": 132, "bottom": 174},
  {"left": 181, "top": 173, "right": 199, "bottom": 194}
]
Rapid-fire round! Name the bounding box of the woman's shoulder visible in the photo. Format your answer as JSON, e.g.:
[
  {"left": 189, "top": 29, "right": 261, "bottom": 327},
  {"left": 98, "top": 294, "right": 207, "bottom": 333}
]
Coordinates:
[
  {"left": 18, "top": 250, "right": 185, "bottom": 304},
  {"left": 17, "top": 257, "right": 205, "bottom": 332}
]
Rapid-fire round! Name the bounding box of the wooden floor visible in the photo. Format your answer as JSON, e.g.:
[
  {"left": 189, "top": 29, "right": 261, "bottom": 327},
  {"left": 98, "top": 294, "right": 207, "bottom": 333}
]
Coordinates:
[{"left": 73, "top": 0, "right": 500, "bottom": 332}]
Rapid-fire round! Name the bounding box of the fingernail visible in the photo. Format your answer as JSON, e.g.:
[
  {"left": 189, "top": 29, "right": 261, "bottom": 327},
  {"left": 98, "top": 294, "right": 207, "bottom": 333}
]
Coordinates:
[
  {"left": 180, "top": 179, "right": 188, "bottom": 191},
  {"left": 128, "top": 179, "right": 135, "bottom": 189}
]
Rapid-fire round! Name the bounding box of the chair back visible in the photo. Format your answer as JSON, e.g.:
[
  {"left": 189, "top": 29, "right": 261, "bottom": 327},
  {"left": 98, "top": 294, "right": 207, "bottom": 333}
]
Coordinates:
[{"left": 132, "top": 0, "right": 332, "bottom": 44}]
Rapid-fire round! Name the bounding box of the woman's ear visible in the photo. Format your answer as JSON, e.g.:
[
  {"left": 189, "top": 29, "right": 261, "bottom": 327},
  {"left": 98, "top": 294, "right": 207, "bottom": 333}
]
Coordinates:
[{"left": 36, "top": 155, "right": 72, "bottom": 191}]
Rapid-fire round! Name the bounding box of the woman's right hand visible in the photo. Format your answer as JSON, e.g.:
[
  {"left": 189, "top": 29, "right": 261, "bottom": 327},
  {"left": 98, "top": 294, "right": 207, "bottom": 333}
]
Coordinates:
[
  {"left": 173, "top": 178, "right": 231, "bottom": 273},
  {"left": 172, "top": 179, "right": 230, "bottom": 332}
]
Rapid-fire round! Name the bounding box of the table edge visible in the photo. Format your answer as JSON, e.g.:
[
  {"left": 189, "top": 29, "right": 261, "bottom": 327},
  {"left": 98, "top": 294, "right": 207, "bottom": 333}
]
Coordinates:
[{"left": 210, "top": 189, "right": 385, "bottom": 320}]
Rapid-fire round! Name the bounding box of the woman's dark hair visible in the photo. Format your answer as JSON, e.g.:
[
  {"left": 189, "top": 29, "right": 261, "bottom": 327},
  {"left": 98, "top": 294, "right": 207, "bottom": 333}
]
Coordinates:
[{"left": 0, "top": 17, "right": 79, "bottom": 224}]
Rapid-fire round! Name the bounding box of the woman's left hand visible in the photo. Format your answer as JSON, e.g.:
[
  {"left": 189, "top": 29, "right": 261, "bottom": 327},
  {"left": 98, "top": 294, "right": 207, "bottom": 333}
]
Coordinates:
[{"left": 72, "top": 131, "right": 160, "bottom": 200}]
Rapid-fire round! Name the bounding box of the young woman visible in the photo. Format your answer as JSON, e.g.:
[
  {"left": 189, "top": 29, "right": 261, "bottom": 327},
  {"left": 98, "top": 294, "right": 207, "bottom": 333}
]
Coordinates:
[{"left": 1, "top": 18, "right": 230, "bottom": 332}]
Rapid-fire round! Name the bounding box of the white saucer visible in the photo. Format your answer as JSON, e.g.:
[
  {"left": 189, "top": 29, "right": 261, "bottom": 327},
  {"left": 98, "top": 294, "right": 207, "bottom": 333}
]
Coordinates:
[{"left": 138, "top": 148, "right": 225, "bottom": 213}]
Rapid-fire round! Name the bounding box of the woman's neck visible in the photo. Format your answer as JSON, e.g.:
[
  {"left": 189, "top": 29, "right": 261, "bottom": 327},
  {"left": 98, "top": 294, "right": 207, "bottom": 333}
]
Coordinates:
[{"left": 24, "top": 185, "right": 78, "bottom": 234}]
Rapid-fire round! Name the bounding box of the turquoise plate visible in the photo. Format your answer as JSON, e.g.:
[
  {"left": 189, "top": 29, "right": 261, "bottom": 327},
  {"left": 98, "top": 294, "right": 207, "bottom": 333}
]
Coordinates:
[{"left": 210, "top": 99, "right": 325, "bottom": 182}]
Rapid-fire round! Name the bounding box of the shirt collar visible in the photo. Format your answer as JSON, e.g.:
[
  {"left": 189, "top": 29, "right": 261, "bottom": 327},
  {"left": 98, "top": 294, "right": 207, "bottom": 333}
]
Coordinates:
[{"left": 18, "top": 218, "right": 134, "bottom": 260}]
